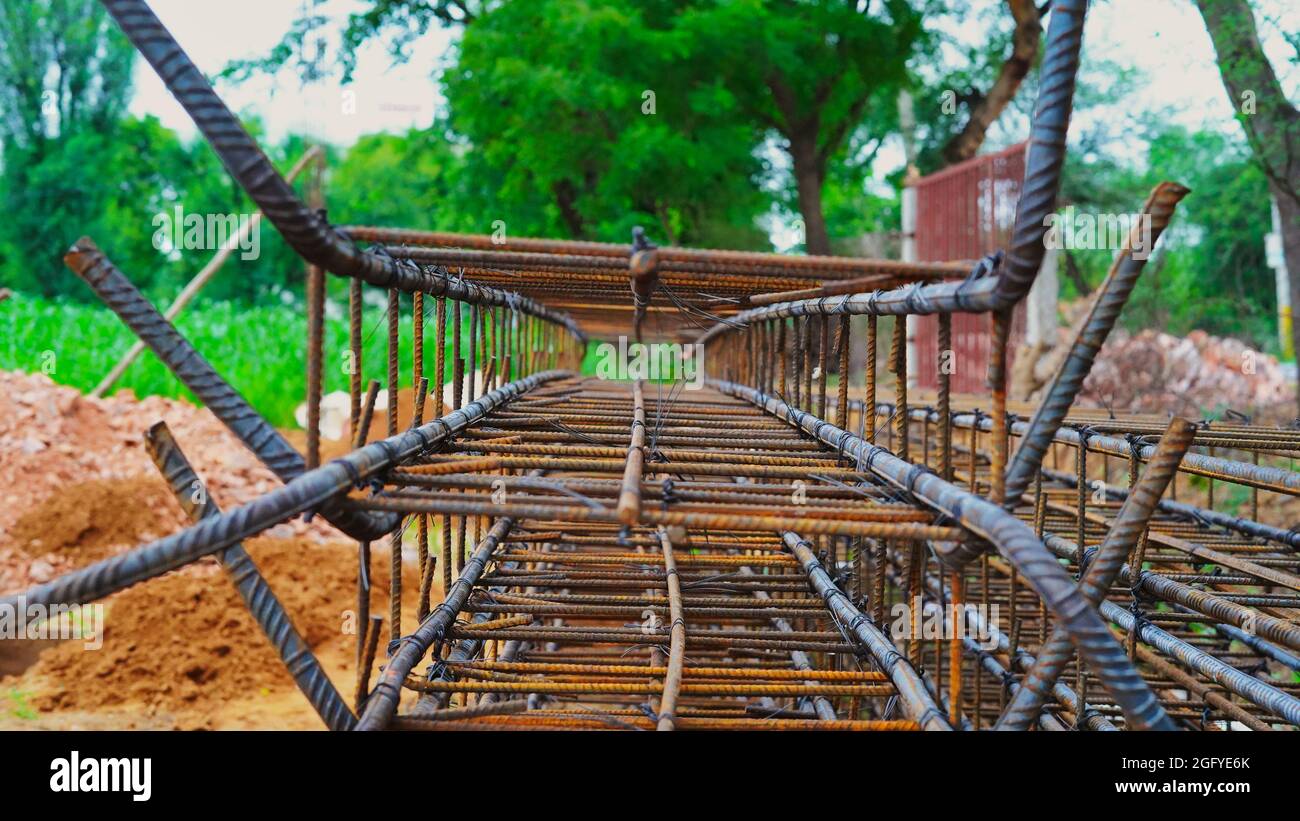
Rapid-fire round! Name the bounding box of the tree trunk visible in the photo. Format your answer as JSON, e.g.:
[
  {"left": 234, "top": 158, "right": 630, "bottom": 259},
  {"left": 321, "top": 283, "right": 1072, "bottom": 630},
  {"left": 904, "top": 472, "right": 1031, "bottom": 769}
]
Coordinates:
[
  {"left": 790, "top": 133, "right": 831, "bottom": 256},
  {"left": 942, "top": 0, "right": 1042, "bottom": 165},
  {"left": 1277, "top": 189, "right": 1300, "bottom": 386},
  {"left": 552, "top": 179, "right": 586, "bottom": 238},
  {"left": 1194, "top": 0, "right": 1300, "bottom": 411}
]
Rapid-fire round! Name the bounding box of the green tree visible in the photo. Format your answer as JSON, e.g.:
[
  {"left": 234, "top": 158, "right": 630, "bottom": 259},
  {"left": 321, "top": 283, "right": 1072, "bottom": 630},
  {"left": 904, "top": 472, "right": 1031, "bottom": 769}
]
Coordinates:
[
  {"left": 675, "top": 0, "right": 924, "bottom": 254},
  {"left": 0, "top": 0, "right": 135, "bottom": 296},
  {"left": 235, "top": 0, "right": 941, "bottom": 253},
  {"left": 1057, "top": 119, "right": 1275, "bottom": 350},
  {"left": 444, "top": 1, "right": 768, "bottom": 246},
  {"left": 1193, "top": 0, "right": 1300, "bottom": 388}
]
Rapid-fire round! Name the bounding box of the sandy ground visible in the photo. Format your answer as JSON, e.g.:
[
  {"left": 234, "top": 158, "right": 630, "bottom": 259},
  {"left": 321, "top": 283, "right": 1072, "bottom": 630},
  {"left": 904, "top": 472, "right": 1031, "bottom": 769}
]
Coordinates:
[
  {"left": 0, "top": 370, "right": 435, "bottom": 730},
  {"left": 1, "top": 537, "right": 426, "bottom": 730}
]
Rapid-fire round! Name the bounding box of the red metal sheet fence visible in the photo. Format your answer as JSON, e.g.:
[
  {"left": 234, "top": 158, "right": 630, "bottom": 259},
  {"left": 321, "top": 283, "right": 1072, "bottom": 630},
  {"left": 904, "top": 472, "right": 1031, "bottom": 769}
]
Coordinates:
[{"left": 912, "top": 143, "right": 1027, "bottom": 395}]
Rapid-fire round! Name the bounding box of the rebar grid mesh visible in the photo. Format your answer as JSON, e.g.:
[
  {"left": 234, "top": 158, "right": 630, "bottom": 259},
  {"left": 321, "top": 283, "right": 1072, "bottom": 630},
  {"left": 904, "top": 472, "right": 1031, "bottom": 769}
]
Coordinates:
[{"left": 11, "top": 0, "right": 1300, "bottom": 731}]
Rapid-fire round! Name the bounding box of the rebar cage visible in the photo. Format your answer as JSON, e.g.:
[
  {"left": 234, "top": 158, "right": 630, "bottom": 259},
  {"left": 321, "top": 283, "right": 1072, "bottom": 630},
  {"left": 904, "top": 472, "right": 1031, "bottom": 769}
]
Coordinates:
[{"left": 10, "top": 0, "right": 1300, "bottom": 731}]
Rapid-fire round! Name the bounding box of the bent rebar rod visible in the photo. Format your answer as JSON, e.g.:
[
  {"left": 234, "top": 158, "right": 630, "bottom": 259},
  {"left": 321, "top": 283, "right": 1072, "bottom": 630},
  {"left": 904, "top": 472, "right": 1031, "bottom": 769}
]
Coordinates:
[
  {"left": 0, "top": 370, "right": 570, "bottom": 614},
  {"left": 996, "top": 418, "right": 1194, "bottom": 731},
  {"left": 713, "top": 378, "right": 1165, "bottom": 729},
  {"left": 1002, "top": 182, "right": 1190, "bottom": 507},
  {"left": 357, "top": 516, "right": 517, "bottom": 731},
  {"left": 98, "top": 0, "right": 584, "bottom": 341},
  {"left": 146, "top": 422, "right": 356, "bottom": 731},
  {"left": 991, "top": 0, "right": 1088, "bottom": 306},
  {"left": 66, "top": 237, "right": 398, "bottom": 542},
  {"left": 781, "top": 532, "right": 951, "bottom": 730},
  {"left": 693, "top": 0, "right": 1090, "bottom": 346},
  {"left": 1099, "top": 598, "right": 1300, "bottom": 727}
]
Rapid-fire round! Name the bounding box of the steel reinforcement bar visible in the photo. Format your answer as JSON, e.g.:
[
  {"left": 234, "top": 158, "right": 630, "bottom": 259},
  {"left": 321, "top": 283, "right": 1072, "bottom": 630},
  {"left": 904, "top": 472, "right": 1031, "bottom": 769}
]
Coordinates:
[
  {"left": 65, "top": 236, "right": 398, "bottom": 542},
  {"left": 996, "top": 417, "right": 1194, "bottom": 730},
  {"left": 99, "top": 0, "right": 584, "bottom": 341},
  {"left": 711, "top": 377, "right": 1172, "bottom": 729},
  {"left": 1003, "top": 182, "right": 1191, "bottom": 507},
  {"left": 144, "top": 422, "right": 357, "bottom": 731},
  {"left": 0, "top": 370, "right": 569, "bottom": 613}
]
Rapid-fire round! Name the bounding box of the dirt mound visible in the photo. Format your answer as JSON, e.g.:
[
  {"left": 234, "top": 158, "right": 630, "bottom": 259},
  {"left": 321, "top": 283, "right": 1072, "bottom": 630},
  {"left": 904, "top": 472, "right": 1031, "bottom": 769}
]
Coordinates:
[
  {"left": 3, "top": 538, "right": 420, "bottom": 730},
  {"left": 0, "top": 370, "right": 342, "bottom": 593},
  {"left": 11, "top": 477, "right": 186, "bottom": 563},
  {"left": 1019, "top": 322, "right": 1292, "bottom": 417},
  {"left": 1080, "top": 329, "right": 1290, "bottom": 417}
]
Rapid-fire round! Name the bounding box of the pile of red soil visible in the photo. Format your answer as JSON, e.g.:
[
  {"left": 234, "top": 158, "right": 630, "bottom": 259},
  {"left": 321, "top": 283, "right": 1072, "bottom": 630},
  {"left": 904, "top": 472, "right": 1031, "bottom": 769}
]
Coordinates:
[
  {"left": 0, "top": 370, "right": 340, "bottom": 592},
  {"left": 3, "top": 538, "right": 419, "bottom": 730},
  {"left": 11, "top": 477, "right": 186, "bottom": 565}
]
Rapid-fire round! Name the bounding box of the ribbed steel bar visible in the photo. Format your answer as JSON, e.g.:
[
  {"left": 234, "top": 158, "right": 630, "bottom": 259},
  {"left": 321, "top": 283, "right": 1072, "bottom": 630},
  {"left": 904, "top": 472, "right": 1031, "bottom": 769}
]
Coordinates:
[
  {"left": 350, "top": 227, "right": 972, "bottom": 280},
  {"left": 357, "top": 516, "right": 518, "bottom": 730},
  {"left": 996, "top": 417, "right": 1194, "bottom": 730},
  {"left": 1099, "top": 598, "right": 1300, "bottom": 727},
  {"left": 144, "top": 422, "right": 356, "bottom": 731},
  {"left": 695, "top": 1, "right": 1088, "bottom": 348},
  {"left": 712, "top": 378, "right": 1169, "bottom": 728},
  {"left": 894, "top": 404, "right": 1300, "bottom": 503},
  {"left": 991, "top": 0, "right": 1089, "bottom": 306},
  {"left": 656, "top": 528, "right": 687, "bottom": 730},
  {"left": 65, "top": 236, "right": 399, "bottom": 543},
  {"left": 781, "top": 532, "right": 951, "bottom": 730},
  {"left": 0, "top": 370, "right": 568, "bottom": 613},
  {"left": 23, "top": 0, "right": 1291, "bottom": 736},
  {"left": 1003, "top": 182, "right": 1190, "bottom": 507},
  {"left": 98, "top": 0, "right": 584, "bottom": 341},
  {"left": 616, "top": 381, "right": 646, "bottom": 525}
]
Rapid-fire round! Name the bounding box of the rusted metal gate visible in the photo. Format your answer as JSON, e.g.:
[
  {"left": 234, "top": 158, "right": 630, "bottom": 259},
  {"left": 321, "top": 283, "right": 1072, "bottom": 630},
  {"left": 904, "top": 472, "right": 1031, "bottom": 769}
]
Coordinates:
[{"left": 912, "top": 143, "right": 1027, "bottom": 394}]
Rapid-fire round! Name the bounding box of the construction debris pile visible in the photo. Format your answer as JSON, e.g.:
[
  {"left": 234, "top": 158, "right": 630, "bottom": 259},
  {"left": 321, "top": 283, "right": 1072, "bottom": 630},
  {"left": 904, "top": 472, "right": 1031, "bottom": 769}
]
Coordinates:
[{"left": 1081, "top": 329, "right": 1291, "bottom": 417}]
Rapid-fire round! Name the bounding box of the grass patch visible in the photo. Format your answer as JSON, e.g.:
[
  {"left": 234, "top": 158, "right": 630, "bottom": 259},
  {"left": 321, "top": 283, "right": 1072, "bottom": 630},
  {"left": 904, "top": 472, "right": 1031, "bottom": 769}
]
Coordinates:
[
  {"left": 5, "top": 689, "right": 36, "bottom": 721},
  {"left": 2, "top": 292, "right": 533, "bottom": 428}
]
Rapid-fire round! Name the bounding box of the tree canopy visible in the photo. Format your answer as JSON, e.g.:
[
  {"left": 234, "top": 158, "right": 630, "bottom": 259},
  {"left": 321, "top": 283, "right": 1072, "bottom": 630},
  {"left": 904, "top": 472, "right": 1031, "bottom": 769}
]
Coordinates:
[{"left": 0, "top": 0, "right": 1289, "bottom": 360}]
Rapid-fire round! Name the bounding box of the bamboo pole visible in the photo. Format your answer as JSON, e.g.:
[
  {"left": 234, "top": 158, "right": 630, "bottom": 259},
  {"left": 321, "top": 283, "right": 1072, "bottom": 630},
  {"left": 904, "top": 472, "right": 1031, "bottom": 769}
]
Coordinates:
[{"left": 91, "top": 145, "right": 324, "bottom": 397}]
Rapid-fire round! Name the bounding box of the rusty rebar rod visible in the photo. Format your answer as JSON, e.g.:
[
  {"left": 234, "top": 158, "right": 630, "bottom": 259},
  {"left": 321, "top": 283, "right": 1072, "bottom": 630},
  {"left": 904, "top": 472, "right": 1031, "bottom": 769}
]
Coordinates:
[
  {"left": 996, "top": 417, "right": 1194, "bottom": 730},
  {"left": 144, "top": 422, "right": 356, "bottom": 731}
]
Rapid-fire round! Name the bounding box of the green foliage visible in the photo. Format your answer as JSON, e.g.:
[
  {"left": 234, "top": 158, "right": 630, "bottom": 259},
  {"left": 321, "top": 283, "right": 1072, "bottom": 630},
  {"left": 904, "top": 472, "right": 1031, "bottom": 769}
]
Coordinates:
[
  {"left": 329, "top": 127, "right": 478, "bottom": 232},
  {"left": 1, "top": 293, "right": 477, "bottom": 428},
  {"left": 0, "top": 0, "right": 1287, "bottom": 384},
  {"left": 1062, "top": 125, "right": 1277, "bottom": 351},
  {"left": 4, "top": 689, "right": 36, "bottom": 721},
  {"left": 226, "top": 0, "right": 934, "bottom": 251},
  {"left": 444, "top": 0, "right": 769, "bottom": 246},
  {"left": 0, "top": 0, "right": 133, "bottom": 151},
  {"left": 0, "top": 0, "right": 139, "bottom": 297}
]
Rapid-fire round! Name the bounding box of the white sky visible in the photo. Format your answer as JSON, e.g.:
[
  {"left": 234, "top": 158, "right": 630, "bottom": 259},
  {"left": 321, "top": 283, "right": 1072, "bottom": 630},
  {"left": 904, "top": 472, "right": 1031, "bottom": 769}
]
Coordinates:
[{"left": 129, "top": 0, "right": 451, "bottom": 144}]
